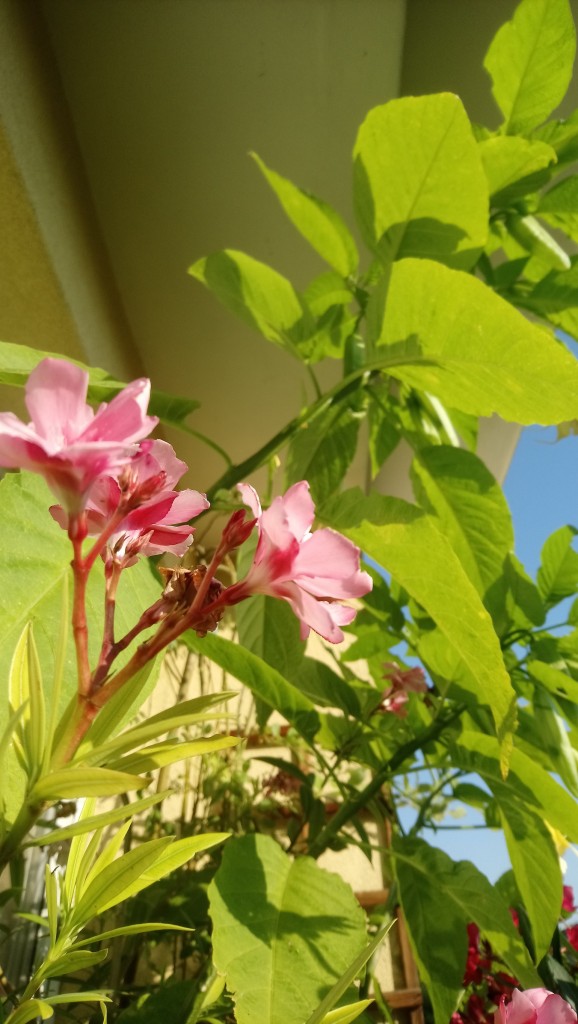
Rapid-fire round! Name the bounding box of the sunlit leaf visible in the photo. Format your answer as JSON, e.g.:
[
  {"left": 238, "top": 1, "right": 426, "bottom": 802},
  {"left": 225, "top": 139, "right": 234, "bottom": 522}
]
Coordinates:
[
  {"left": 353, "top": 94, "right": 487, "bottom": 269},
  {"left": 484, "top": 0, "right": 575, "bottom": 133},
  {"left": 30, "top": 766, "right": 147, "bottom": 801}
]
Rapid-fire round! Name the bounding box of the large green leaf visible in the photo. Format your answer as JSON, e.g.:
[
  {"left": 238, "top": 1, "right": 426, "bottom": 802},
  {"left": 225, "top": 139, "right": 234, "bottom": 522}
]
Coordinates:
[
  {"left": 478, "top": 135, "right": 557, "bottom": 204},
  {"left": 252, "top": 154, "right": 358, "bottom": 277},
  {"left": 377, "top": 258, "right": 578, "bottom": 425},
  {"left": 393, "top": 836, "right": 540, "bottom": 1024},
  {"left": 493, "top": 783, "right": 561, "bottom": 961},
  {"left": 189, "top": 250, "right": 314, "bottom": 358},
  {"left": 484, "top": 0, "right": 576, "bottom": 133},
  {"left": 208, "top": 834, "right": 367, "bottom": 1024},
  {"left": 353, "top": 94, "right": 487, "bottom": 269},
  {"left": 320, "top": 490, "right": 516, "bottom": 751},
  {"left": 411, "top": 446, "right": 513, "bottom": 599},
  {"left": 450, "top": 730, "right": 578, "bottom": 842},
  {"left": 184, "top": 632, "right": 319, "bottom": 743},
  {"left": 0, "top": 473, "right": 162, "bottom": 822}
]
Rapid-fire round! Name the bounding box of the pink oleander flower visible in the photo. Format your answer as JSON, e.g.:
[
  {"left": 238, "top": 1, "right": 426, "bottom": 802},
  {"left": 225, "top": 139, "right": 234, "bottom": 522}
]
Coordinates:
[
  {"left": 227, "top": 481, "right": 372, "bottom": 643},
  {"left": 51, "top": 439, "right": 209, "bottom": 562},
  {"left": 496, "top": 990, "right": 577, "bottom": 1024},
  {"left": 562, "top": 886, "right": 576, "bottom": 915},
  {"left": 379, "top": 661, "right": 427, "bottom": 717},
  {"left": 0, "top": 358, "right": 157, "bottom": 513}
]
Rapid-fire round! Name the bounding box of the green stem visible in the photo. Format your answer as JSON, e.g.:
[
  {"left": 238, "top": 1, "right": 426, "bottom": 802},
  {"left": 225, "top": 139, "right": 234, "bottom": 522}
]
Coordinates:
[{"left": 307, "top": 704, "right": 466, "bottom": 859}]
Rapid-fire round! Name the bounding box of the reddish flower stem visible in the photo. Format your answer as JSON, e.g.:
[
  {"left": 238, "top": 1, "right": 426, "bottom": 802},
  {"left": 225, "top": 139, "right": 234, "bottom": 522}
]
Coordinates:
[{"left": 70, "top": 516, "right": 92, "bottom": 698}]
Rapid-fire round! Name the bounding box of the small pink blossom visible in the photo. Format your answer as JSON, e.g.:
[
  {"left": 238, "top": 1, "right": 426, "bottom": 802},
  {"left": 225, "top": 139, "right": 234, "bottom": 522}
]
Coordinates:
[
  {"left": 227, "top": 481, "right": 372, "bottom": 643},
  {"left": 51, "top": 439, "right": 209, "bottom": 562},
  {"left": 0, "top": 359, "right": 157, "bottom": 512},
  {"left": 562, "top": 886, "right": 576, "bottom": 915},
  {"left": 495, "top": 990, "right": 577, "bottom": 1024},
  {"left": 379, "top": 662, "right": 427, "bottom": 717}
]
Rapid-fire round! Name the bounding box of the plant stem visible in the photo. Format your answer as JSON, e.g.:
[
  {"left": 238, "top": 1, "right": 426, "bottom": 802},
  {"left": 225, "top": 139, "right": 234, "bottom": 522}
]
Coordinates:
[{"left": 307, "top": 704, "right": 467, "bottom": 859}]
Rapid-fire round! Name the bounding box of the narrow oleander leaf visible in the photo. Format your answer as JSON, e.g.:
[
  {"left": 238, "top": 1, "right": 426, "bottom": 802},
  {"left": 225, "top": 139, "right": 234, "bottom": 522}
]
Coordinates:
[
  {"left": 450, "top": 731, "right": 578, "bottom": 842},
  {"left": 189, "top": 250, "right": 314, "bottom": 357},
  {"left": 411, "top": 446, "right": 513, "bottom": 600},
  {"left": 393, "top": 836, "right": 540, "bottom": 1024},
  {"left": 45, "top": 864, "right": 58, "bottom": 946},
  {"left": 79, "top": 660, "right": 160, "bottom": 753},
  {"left": 484, "top": 0, "right": 576, "bottom": 133},
  {"left": 40, "top": 949, "right": 109, "bottom": 980},
  {"left": 44, "top": 574, "right": 68, "bottom": 772},
  {"left": 316, "top": 1001, "right": 374, "bottom": 1024},
  {"left": 64, "top": 798, "right": 97, "bottom": 908},
  {"left": 493, "top": 785, "right": 561, "bottom": 961},
  {"left": 377, "top": 258, "right": 578, "bottom": 425},
  {"left": 108, "top": 735, "right": 238, "bottom": 774},
  {"left": 353, "top": 94, "right": 487, "bottom": 269},
  {"left": 69, "top": 837, "right": 174, "bottom": 927},
  {"left": 69, "top": 922, "right": 193, "bottom": 949},
  {"left": 209, "top": 834, "right": 368, "bottom": 1024},
  {"left": 31, "top": 767, "right": 147, "bottom": 801},
  {"left": 75, "top": 691, "right": 235, "bottom": 766},
  {"left": 29, "top": 791, "right": 171, "bottom": 846},
  {"left": 82, "top": 820, "right": 133, "bottom": 895},
  {"left": 252, "top": 153, "right": 359, "bottom": 276},
  {"left": 319, "top": 490, "right": 516, "bottom": 755},
  {"left": 304, "top": 926, "right": 392, "bottom": 1024},
  {"left": 44, "top": 993, "right": 112, "bottom": 1006},
  {"left": 5, "top": 998, "right": 54, "bottom": 1023},
  {"left": 184, "top": 632, "right": 320, "bottom": 743}
]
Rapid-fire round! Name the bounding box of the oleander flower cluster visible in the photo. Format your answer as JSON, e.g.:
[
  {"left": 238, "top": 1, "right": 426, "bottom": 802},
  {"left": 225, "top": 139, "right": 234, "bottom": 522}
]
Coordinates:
[{"left": 0, "top": 358, "right": 371, "bottom": 644}]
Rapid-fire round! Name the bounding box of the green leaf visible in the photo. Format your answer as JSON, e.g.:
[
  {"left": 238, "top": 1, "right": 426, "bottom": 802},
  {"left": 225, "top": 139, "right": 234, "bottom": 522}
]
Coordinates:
[
  {"left": 69, "top": 921, "right": 192, "bottom": 950},
  {"left": 8, "top": 623, "right": 46, "bottom": 776},
  {"left": 28, "top": 791, "right": 170, "bottom": 846},
  {"left": 353, "top": 94, "right": 487, "bottom": 269},
  {"left": 188, "top": 250, "right": 314, "bottom": 357},
  {"left": 483, "top": 0, "right": 576, "bottom": 133},
  {"left": 0, "top": 339, "right": 200, "bottom": 431},
  {"left": 537, "top": 525, "right": 578, "bottom": 606},
  {"left": 304, "top": 924, "right": 392, "bottom": 1024},
  {"left": 450, "top": 730, "right": 578, "bottom": 841},
  {"left": 109, "top": 735, "right": 238, "bottom": 774},
  {"left": 493, "top": 785, "right": 561, "bottom": 960},
  {"left": 45, "top": 864, "right": 58, "bottom": 946},
  {"left": 40, "top": 948, "right": 108, "bottom": 980},
  {"left": 393, "top": 836, "right": 540, "bottom": 1024},
  {"left": 236, "top": 594, "right": 305, "bottom": 690},
  {"left": 285, "top": 400, "right": 361, "bottom": 502},
  {"left": 519, "top": 260, "right": 578, "bottom": 339},
  {"left": 506, "top": 214, "right": 570, "bottom": 272},
  {"left": 184, "top": 632, "right": 320, "bottom": 743},
  {"left": 43, "top": 993, "right": 111, "bottom": 1006},
  {"left": 209, "top": 833, "right": 367, "bottom": 1024},
  {"left": 478, "top": 135, "right": 557, "bottom": 204},
  {"left": 4, "top": 999, "right": 54, "bottom": 1023},
  {"left": 30, "top": 767, "right": 147, "bottom": 800},
  {"left": 532, "top": 113, "right": 578, "bottom": 168},
  {"left": 76, "top": 691, "right": 235, "bottom": 766},
  {"left": 69, "top": 837, "right": 174, "bottom": 927},
  {"left": 316, "top": 1001, "right": 374, "bottom": 1024},
  {"left": 526, "top": 660, "right": 578, "bottom": 703},
  {"left": 377, "top": 257, "right": 578, "bottom": 425},
  {"left": 0, "top": 473, "right": 162, "bottom": 822},
  {"left": 411, "top": 446, "right": 513, "bottom": 600},
  {"left": 320, "top": 490, "right": 516, "bottom": 751},
  {"left": 252, "top": 153, "right": 358, "bottom": 276}
]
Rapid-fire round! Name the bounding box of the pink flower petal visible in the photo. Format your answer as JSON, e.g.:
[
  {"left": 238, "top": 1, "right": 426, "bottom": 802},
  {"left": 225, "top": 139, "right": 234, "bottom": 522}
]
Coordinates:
[{"left": 25, "top": 359, "right": 93, "bottom": 448}]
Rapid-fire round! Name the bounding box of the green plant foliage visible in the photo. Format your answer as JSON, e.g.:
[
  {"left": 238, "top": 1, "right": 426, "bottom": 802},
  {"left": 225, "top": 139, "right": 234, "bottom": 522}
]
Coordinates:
[
  {"left": 410, "top": 446, "right": 513, "bottom": 599},
  {"left": 320, "top": 490, "right": 516, "bottom": 750},
  {"left": 208, "top": 834, "right": 367, "bottom": 1024},
  {"left": 484, "top": 0, "right": 575, "bottom": 133},
  {"left": 0, "top": 472, "right": 161, "bottom": 822},
  {"left": 378, "top": 258, "right": 578, "bottom": 424},
  {"left": 353, "top": 94, "right": 488, "bottom": 269},
  {"left": 393, "top": 836, "right": 541, "bottom": 1024},
  {"left": 251, "top": 153, "right": 359, "bottom": 277}
]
